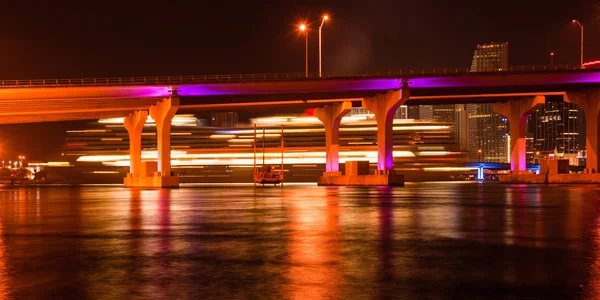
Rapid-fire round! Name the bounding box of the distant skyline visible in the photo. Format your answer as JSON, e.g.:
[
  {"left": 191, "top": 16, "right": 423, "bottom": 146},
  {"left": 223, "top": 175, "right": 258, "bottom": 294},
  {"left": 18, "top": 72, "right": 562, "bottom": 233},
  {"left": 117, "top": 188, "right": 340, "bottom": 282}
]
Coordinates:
[{"left": 1, "top": 0, "right": 599, "bottom": 160}]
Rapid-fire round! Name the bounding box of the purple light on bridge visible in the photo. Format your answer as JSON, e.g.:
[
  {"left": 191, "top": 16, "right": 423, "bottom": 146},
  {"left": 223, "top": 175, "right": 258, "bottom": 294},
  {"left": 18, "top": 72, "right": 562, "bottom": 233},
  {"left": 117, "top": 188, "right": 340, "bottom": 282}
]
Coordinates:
[
  {"left": 410, "top": 71, "right": 600, "bottom": 89},
  {"left": 176, "top": 79, "right": 402, "bottom": 96},
  {"left": 170, "top": 70, "right": 600, "bottom": 97},
  {"left": 119, "top": 86, "right": 172, "bottom": 98}
]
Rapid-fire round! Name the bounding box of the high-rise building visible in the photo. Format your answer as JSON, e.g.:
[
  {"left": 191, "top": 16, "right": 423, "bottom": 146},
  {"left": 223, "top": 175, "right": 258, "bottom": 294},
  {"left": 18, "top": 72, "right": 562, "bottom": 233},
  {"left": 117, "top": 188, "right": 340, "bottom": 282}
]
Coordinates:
[
  {"left": 467, "top": 42, "right": 510, "bottom": 162},
  {"left": 347, "top": 106, "right": 408, "bottom": 119},
  {"left": 408, "top": 104, "right": 465, "bottom": 148},
  {"left": 419, "top": 105, "right": 433, "bottom": 120},
  {"left": 470, "top": 42, "right": 508, "bottom": 72},
  {"left": 211, "top": 112, "right": 239, "bottom": 128},
  {"left": 527, "top": 100, "right": 586, "bottom": 156},
  {"left": 407, "top": 105, "right": 420, "bottom": 119},
  {"left": 455, "top": 104, "right": 469, "bottom": 150},
  {"left": 394, "top": 105, "right": 408, "bottom": 119},
  {"left": 432, "top": 105, "right": 455, "bottom": 122},
  {"left": 467, "top": 104, "right": 510, "bottom": 162}
]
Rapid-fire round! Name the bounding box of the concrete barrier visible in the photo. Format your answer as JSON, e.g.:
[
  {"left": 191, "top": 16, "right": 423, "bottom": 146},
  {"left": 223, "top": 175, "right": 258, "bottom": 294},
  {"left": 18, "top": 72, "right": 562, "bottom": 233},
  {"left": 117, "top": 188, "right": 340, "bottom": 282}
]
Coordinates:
[{"left": 317, "top": 174, "right": 404, "bottom": 186}]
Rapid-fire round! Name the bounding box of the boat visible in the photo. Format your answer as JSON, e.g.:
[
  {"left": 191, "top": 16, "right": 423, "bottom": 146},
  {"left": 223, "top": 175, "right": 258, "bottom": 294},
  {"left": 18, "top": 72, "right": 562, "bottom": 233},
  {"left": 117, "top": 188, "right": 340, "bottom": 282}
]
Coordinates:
[
  {"left": 254, "top": 165, "right": 283, "bottom": 185},
  {"left": 253, "top": 124, "right": 284, "bottom": 186}
]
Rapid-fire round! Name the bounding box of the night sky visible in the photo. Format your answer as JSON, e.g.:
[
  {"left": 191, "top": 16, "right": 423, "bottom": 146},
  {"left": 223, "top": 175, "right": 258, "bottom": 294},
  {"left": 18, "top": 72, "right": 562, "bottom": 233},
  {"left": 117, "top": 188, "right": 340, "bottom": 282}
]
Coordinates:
[{"left": 0, "top": 0, "right": 599, "bottom": 161}]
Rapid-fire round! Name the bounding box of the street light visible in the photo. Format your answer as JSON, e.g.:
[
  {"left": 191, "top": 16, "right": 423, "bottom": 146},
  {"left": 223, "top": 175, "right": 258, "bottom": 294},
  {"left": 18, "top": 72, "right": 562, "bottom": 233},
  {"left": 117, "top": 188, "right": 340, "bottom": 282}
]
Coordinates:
[
  {"left": 550, "top": 52, "right": 554, "bottom": 65},
  {"left": 299, "top": 24, "right": 308, "bottom": 78},
  {"left": 572, "top": 20, "right": 584, "bottom": 68},
  {"left": 319, "top": 15, "right": 329, "bottom": 78}
]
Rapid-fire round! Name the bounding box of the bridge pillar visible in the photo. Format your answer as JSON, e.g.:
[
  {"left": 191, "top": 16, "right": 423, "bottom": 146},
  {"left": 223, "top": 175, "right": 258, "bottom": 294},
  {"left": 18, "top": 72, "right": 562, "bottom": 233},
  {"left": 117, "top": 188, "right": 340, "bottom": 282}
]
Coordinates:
[
  {"left": 362, "top": 89, "right": 410, "bottom": 173},
  {"left": 494, "top": 95, "right": 545, "bottom": 174},
  {"left": 315, "top": 101, "right": 352, "bottom": 175},
  {"left": 565, "top": 89, "right": 600, "bottom": 173},
  {"left": 149, "top": 97, "right": 179, "bottom": 178},
  {"left": 123, "top": 110, "right": 148, "bottom": 177}
]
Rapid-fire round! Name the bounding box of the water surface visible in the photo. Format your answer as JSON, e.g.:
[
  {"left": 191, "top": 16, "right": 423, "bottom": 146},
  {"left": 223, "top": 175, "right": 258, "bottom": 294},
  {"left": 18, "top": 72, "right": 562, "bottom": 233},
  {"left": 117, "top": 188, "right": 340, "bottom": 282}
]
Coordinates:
[{"left": 0, "top": 182, "right": 599, "bottom": 299}]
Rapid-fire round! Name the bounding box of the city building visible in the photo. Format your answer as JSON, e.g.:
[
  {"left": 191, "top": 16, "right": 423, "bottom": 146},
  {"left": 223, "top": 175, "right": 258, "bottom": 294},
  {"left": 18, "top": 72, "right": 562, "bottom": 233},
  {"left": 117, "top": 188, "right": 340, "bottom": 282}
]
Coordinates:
[
  {"left": 470, "top": 42, "right": 508, "bottom": 72},
  {"left": 467, "top": 104, "right": 510, "bottom": 162},
  {"left": 418, "top": 105, "right": 433, "bottom": 120},
  {"left": 211, "top": 112, "right": 239, "bottom": 128},
  {"left": 395, "top": 105, "right": 408, "bottom": 119},
  {"left": 347, "top": 106, "right": 408, "bottom": 119},
  {"left": 407, "top": 104, "right": 466, "bottom": 149},
  {"left": 527, "top": 100, "right": 586, "bottom": 165},
  {"left": 455, "top": 104, "right": 469, "bottom": 151},
  {"left": 407, "top": 105, "right": 420, "bottom": 119},
  {"left": 467, "top": 42, "right": 510, "bottom": 162},
  {"left": 432, "top": 105, "right": 455, "bottom": 123}
]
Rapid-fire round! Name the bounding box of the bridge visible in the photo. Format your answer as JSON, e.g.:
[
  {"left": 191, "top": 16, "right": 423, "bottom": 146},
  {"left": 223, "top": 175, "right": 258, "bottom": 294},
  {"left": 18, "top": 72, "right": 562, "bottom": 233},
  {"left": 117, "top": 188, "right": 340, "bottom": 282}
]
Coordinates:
[{"left": 3, "top": 66, "right": 599, "bottom": 187}]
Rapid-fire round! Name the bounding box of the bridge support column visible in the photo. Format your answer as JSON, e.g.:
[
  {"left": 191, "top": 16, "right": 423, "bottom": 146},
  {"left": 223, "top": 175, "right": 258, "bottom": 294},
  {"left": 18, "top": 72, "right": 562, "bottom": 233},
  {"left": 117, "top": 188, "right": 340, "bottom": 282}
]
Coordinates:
[
  {"left": 494, "top": 95, "right": 545, "bottom": 174},
  {"left": 362, "top": 89, "right": 410, "bottom": 174},
  {"left": 149, "top": 97, "right": 179, "bottom": 179},
  {"left": 315, "top": 101, "right": 352, "bottom": 176},
  {"left": 566, "top": 89, "right": 600, "bottom": 173},
  {"left": 124, "top": 110, "right": 148, "bottom": 177}
]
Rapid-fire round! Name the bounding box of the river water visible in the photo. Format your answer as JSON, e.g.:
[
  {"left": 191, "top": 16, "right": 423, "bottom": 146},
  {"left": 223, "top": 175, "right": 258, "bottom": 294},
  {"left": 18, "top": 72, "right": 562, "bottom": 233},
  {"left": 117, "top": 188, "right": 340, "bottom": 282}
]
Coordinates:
[{"left": 0, "top": 183, "right": 599, "bottom": 299}]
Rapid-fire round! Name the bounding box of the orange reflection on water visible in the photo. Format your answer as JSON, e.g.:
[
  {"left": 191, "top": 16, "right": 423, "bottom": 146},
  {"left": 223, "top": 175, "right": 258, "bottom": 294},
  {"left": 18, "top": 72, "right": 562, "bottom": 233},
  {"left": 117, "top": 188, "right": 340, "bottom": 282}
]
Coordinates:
[
  {"left": 585, "top": 216, "right": 600, "bottom": 298},
  {"left": 0, "top": 221, "right": 10, "bottom": 299},
  {"left": 286, "top": 187, "right": 341, "bottom": 299}
]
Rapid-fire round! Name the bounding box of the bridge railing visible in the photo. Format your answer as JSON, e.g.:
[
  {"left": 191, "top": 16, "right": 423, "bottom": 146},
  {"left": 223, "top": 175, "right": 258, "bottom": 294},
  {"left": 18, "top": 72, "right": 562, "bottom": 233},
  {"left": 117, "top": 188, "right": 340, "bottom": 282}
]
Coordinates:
[{"left": 0, "top": 64, "right": 581, "bottom": 87}]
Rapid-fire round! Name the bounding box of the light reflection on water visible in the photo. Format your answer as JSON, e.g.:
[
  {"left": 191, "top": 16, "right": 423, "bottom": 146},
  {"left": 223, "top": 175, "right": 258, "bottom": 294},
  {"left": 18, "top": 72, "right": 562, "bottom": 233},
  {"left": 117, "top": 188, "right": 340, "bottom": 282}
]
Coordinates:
[{"left": 0, "top": 183, "right": 598, "bottom": 299}]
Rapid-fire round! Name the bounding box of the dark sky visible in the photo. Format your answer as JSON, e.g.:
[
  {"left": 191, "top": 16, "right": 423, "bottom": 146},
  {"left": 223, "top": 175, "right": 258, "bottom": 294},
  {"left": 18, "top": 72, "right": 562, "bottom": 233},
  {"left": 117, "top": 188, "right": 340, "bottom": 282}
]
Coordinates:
[{"left": 0, "top": 0, "right": 599, "bottom": 161}]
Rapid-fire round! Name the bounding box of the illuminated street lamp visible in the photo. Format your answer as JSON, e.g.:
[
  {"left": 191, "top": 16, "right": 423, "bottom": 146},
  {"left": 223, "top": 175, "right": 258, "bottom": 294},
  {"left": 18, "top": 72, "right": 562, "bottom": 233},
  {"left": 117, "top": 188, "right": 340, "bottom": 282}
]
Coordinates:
[
  {"left": 319, "top": 15, "right": 329, "bottom": 78},
  {"left": 550, "top": 52, "right": 554, "bottom": 65},
  {"left": 299, "top": 24, "right": 308, "bottom": 78},
  {"left": 572, "top": 20, "right": 584, "bottom": 68}
]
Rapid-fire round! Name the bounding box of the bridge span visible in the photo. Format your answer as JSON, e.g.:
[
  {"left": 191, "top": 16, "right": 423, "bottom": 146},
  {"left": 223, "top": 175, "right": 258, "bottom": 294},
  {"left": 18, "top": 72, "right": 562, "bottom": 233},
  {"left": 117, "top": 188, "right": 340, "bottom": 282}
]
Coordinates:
[{"left": 2, "top": 67, "right": 600, "bottom": 186}]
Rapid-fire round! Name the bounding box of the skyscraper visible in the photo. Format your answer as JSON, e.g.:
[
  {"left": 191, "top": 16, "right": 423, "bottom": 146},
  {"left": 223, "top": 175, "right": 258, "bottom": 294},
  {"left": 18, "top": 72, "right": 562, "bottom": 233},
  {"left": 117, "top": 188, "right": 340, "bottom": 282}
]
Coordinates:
[
  {"left": 467, "top": 42, "right": 509, "bottom": 162},
  {"left": 470, "top": 42, "right": 508, "bottom": 72},
  {"left": 527, "top": 100, "right": 586, "bottom": 158},
  {"left": 418, "top": 105, "right": 433, "bottom": 120},
  {"left": 455, "top": 104, "right": 469, "bottom": 150},
  {"left": 432, "top": 105, "right": 456, "bottom": 122},
  {"left": 347, "top": 106, "right": 408, "bottom": 119},
  {"left": 467, "top": 104, "right": 510, "bottom": 162}
]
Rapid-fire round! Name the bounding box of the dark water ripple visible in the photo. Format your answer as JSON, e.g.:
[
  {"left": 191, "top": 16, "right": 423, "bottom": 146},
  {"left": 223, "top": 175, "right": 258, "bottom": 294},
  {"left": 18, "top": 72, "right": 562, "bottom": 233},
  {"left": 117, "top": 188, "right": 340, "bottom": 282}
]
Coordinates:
[{"left": 0, "top": 183, "right": 598, "bottom": 299}]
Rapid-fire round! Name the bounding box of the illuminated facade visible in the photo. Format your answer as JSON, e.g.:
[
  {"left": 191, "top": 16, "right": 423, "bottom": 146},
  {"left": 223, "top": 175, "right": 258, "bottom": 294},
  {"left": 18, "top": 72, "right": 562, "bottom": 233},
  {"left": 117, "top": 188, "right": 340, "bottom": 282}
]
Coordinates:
[
  {"left": 527, "top": 100, "right": 586, "bottom": 157},
  {"left": 470, "top": 42, "right": 508, "bottom": 72},
  {"left": 467, "top": 104, "right": 509, "bottom": 162},
  {"left": 468, "top": 42, "right": 510, "bottom": 162},
  {"left": 347, "top": 106, "right": 407, "bottom": 119},
  {"left": 455, "top": 104, "right": 469, "bottom": 151}
]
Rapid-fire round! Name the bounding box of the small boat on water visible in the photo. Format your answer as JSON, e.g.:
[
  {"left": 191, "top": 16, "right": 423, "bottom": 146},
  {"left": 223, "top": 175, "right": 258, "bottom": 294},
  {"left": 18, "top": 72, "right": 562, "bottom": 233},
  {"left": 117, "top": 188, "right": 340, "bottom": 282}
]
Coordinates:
[
  {"left": 254, "top": 165, "right": 283, "bottom": 185},
  {"left": 253, "top": 124, "right": 285, "bottom": 187}
]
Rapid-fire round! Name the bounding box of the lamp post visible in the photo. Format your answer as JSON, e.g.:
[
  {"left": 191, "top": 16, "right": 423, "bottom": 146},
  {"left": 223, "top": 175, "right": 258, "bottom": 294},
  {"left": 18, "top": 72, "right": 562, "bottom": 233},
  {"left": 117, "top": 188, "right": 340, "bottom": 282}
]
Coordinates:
[
  {"left": 550, "top": 52, "right": 554, "bottom": 65},
  {"left": 299, "top": 24, "right": 308, "bottom": 78},
  {"left": 319, "top": 15, "right": 329, "bottom": 78},
  {"left": 572, "top": 20, "right": 584, "bottom": 68}
]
